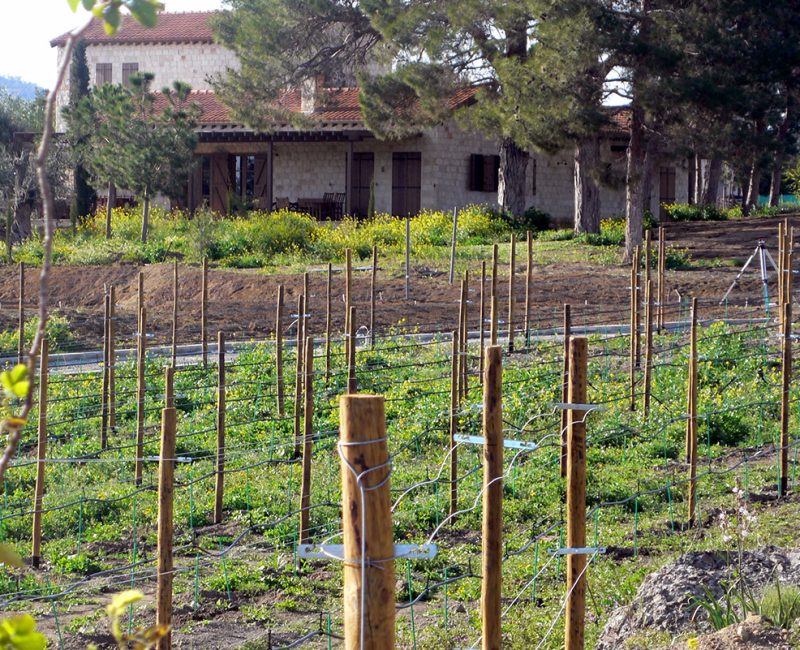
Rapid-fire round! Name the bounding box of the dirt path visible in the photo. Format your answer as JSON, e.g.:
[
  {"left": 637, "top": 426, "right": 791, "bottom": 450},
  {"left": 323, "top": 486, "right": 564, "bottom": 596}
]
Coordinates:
[{"left": 0, "top": 214, "right": 794, "bottom": 350}]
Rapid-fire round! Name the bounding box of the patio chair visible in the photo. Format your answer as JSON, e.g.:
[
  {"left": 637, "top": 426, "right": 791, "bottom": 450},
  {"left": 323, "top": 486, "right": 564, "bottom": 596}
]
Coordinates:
[
  {"left": 322, "top": 192, "right": 335, "bottom": 219},
  {"left": 273, "top": 196, "right": 290, "bottom": 211},
  {"left": 333, "top": 192, "right": 346, "bottom": 220}
]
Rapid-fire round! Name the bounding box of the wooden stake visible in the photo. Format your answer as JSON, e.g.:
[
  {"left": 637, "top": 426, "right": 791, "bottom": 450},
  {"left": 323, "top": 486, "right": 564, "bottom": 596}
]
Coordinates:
[
  {"left": 339, "top": 395, "right": 395, "bottom": 650},
  {"left": 507, "top": 233, "right": 516, "bottom": 352},
  {"left": 299, "top": 336, "right": 314, "bottom": 543},
  {"left": 634, "top": 246, "right": 641, "bottom": 369},
  {"left": 449, "top": 206, "right": 458, "bottom": 285},
  {"left": 458, "top": 275, "right": 468, "bottom": 401},
  {"left": 564, "top": 336, "right": 588, "bottom": 650},
  {"left": 344, "top": 248, "right": 352, "bottom": 341},
  {"left": 490, "top": 244, "right": 499, "bottom": 345},
  {"left": 370, "top": 246, "right": 377, "bottom": 349},
  {"left": 524, "top": 230, "right": 533, "bottom": 342},
  {"left": 31, "top": 340, "right": 48, "bottom": 568},
  {"left": 201, "top": 257, "right": 208, "bottom": 367},
  {"left": 687, "top": 298, "right": 698, "bottom": 525},
  {"left": 347, "top": 306, "right": 357, "bottom": 394},
  {"left": 134, "top": 307, "right": 146, "bottom": 487},
  {"left": 293, "top": 294, "right": 305, "bottom": 457},
  {"left": 155, "top": 366, "right": 176, "bottom": 650},
  {"left": 560, "top": 304, "right": 572, "bottom": 478},
  {"left": 779, "top": 222, "right": 785, "bottom": 325},
  {"left": 481, "top": 345, "right": 503, "bottom": 650},
  {"left": 644, "top": 228, "right": 652, "bottom": 289},
  {"left": 108, "top": 285, "right": 116, "bottom": 435},
  {"left": 629, "top": 248, "right": 639, "bottom": 411},
  {"left": 325, "top": 263, "right": 332, "bottom": 383},
  {"left": 17, "top": 262, "right": 24, "bottom": 364},
  {"left": 780, "top": 300, "right": 792, "bottom": 496},
  {"left": 449, "top": 331, "right": 459, "bottom": 518},
  {"left": 405, "top": 216, "right": 411, "bottom": 300},
  {"left": 657, "top": 227, "right": 666, "bottom": 330},
  {"left": 171, "top": 260, "right": 178, "bottom": 368},
  {"left": 643, "top": 279, "right": 654, "bottom": 418},
  {"left": 276, "top": 285, "right": 285, "bottom": 417},
  {"left": 137, "top": 269, "right": 144, "bottom": 326},
  {"left": 479, "top": 260, "right": 486, "bottom": 382},
  {"left": 100, "top": 291, "right": 110, "bottom": 450},
  {"left": 214, "top": 331, "right": 226, "bottom": 524}
]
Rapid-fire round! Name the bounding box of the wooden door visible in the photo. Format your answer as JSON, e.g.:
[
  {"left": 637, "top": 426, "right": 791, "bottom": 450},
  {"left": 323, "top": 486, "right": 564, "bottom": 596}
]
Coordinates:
[
  {"left": 659, "top": 166, "right": 676, "bottom": 220},
  {"left": 392, "top": 152, "right": 421, "bottom": 216},
  {"left": 350, "top": 152, "right": 374, "bottom": 217},
  {"left": 210, "top": 154, "right": 231, "bottom": 214},
  {"left": 254, "top": 153, "right": 273, "bottom": 211}
]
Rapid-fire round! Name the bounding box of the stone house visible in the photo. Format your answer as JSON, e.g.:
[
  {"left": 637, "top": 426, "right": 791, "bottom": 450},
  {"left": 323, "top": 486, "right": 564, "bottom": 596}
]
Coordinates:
[{"left": 52, "top": 10, "right": 689, "bottom": 222}]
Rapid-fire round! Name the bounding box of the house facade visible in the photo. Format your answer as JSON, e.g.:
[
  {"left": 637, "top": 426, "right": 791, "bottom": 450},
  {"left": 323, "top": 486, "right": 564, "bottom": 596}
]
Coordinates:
[{"left": 52, "top": 10, "right": 689, "bottom": 223}]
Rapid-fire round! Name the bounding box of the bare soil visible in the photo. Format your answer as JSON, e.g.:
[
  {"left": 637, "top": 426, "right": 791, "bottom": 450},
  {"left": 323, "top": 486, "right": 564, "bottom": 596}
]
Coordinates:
[{"left": 0, "top": 213, "right": 795, "bottom": 351}]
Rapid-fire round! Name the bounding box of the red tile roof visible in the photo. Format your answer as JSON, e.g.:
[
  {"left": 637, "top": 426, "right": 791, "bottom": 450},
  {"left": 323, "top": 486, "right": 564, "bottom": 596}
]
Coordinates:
[
  {"left": 50, "top": 11, "right": 216, "bottom": 47},
  {"left": 157, "top": 87, "right": 479, "bottom": 128},
  {"left": 605, "top": 107, "right": 632, "bottom": 134}
]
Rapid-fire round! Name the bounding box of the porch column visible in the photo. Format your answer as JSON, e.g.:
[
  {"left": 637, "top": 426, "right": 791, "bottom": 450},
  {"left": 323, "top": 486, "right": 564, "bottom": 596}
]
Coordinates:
[
  {"left": 267, "top": 141, "right": 274, "bottom": 212},
  {"left": 345, "top": 140, "right": 353, "bottom": 216}
]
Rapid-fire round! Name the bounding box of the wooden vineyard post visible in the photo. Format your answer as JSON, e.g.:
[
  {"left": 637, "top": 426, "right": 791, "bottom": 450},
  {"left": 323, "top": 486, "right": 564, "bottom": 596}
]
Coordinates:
[
  {"left": 449, "top": 206, "right": 458, "bottom": 285},
  {"left": 524, "top": 230, "right": 533, "bottom": 344},
  {"left": 344, "top": 248, "right": 352, "bottom": 342},
  {"left": 155, "top": 366, "right": 176, "bottom": 650},
  {"left": 560, "top": 304, "right": 572, "bottom": 478},
  {"left": 108, "top": 285, "right": 116, "bottom": 434},
  {"left": 325, "top": 263, "right": 332, "bottom": 383},
  {"left": 293, "top": 295, "right": 305, "bottom": 457},
  {"left": 780, "top": 301, "right": 792, "bottom": 496},
  {"left": 634, "top": 246, "right": 641, "bottom": 369},
  {"left": 299, "top": 336, "right": 314, "bottom": 543},
  {"left": 564, "top": 336, "right": 588, "bottom": 650},
  {"left": 214, "top": 331, "right": 226, "bottom": 524},
  {"left": 490, "top": 244, "right": 499, "bottom": 345},
  {"left": 458, "top": 274, "right": 468, "bottom": 400},
  {"left": 687, "top": 298, "right": 698, "bottom": 525},
  {"left": 644, "top": 228, "right": 652, "bottom": 290},
  {"left": 17, "top": 261, "right": 24, "bottom": 364},
  {"left": 479, "top": 260, "right": 486, "bottom": 382},
  {"left": 462, "top": 270, "right": 469, "bottom": 397},
  {"left": 347, "top": 306, "right": 357, "bottom": 394},
  {"left": 137, "top": 269, "right": 144, "bottom": 325},
  {"left": 201, "top": 257, "right": 208, "bottom": 367},
  {"left": 370, "top": 246, "right": 377, "bottom": 349},
  {"left": 449, "top": 331, "right": 459, "bottom": 518},
  {"left": 659, "top": 228, "right": 665, "bottom": 330},
  {"left": 405, "top": 216, "right": 411, "bottom": 300},
  {"left": 31, "top": 340, "right": 48, "bottom": 568},
  {"left": 100, "top": 291, "right": 110, "bottom": 450},
  {"left": 779, "top": 222, "right": 785, "bottom": 325},
  {"left": 507, "top": 232, "right": 516, "bottom": 352},
  {"left": 172, "top": 259, "right": 178, "bottom": 367},
  {"left": 339, "top": 395, "right": 395, "bottom": 650},
  {"left": 629, "top": 247, "right": 639, "bottom": 411},
  {"left": 643, "top": 279, "right": 654, "bottom": 418},
  {"left": 276, "top": 285, "right": 285, "bottom": 417},
  {"left": 134, "top": 307, "right": 147, "bottom": 487},
  {"left": 481, "top": 345, "right": 503, "bottom": 650}
]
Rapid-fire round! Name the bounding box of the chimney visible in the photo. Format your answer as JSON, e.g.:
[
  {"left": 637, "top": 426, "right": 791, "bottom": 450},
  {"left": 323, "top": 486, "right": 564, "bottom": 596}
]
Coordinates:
[{"left": 300, "top": 76, "right": 325, "bottom": 115}]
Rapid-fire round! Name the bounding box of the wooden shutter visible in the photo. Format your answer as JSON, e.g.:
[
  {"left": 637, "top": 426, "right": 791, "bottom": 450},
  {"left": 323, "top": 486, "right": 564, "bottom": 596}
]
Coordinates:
[
  {"left": 95, "top": 63, "right": 112, "bottom": 86},
  {"left": 122, "top": 63, "right": 139, "bottom": 88},
  {"left": 392, "top": 152, "right": 422, "bottom": 216},
  {"left": 210, "top": 154, "right": 230, "bottom": 214}
]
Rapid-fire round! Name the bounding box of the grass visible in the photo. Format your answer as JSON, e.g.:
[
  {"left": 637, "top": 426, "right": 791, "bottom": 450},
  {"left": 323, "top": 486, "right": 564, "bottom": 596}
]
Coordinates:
[{"left": 0, "top": 312, "right": 796, "bottom": 647}]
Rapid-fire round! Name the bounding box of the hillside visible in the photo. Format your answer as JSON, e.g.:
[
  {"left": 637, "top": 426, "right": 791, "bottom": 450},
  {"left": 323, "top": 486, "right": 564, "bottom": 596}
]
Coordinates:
[{"left": 0, "top": 75, "right": 44, "bottom": 100}]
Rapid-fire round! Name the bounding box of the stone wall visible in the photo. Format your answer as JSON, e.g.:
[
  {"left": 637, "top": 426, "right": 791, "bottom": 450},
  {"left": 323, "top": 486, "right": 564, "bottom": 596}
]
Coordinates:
[{"left": 55, "top": 41, "right": 238, "bottom": 129}]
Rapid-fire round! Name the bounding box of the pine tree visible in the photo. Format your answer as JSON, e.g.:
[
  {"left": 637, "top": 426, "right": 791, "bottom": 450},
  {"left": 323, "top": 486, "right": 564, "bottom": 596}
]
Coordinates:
[{"left": 68, "top": 38, "right": 96, "bottom": 228}]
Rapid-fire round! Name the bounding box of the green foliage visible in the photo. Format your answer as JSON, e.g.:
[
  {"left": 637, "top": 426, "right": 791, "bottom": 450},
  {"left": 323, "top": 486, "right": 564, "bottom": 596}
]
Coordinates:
[
  {"left": 759, "top": 582, "right": 800, "bottom": 630},
  {"left": 577, "top": 217, "right": 626, "bottom": 246},
  {"left": 0, "top": 614, "right": 46, "bottom": 650},
  {"left": 662, "top": 203, "right": 729, "bottom": 222},
  {"left": 0, "top": 314, "right": 74, "bottom": 357},
  {"left": 516, "top": 206, "right": 552, "bottom": 233}
]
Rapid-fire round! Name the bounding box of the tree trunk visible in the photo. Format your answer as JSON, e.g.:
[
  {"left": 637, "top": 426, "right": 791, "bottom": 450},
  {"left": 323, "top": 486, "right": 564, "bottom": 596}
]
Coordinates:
[
  {"left": 769, "top": 152, "right": 783, "bottom": 207},
  {"left": 498, "top": 137, "right": 529, "bottom": 219},
  {"left": 744, "top": 157, "right": 759, "bottom": 214},
  {"left": 105, "top": 181, "right": 115, "bottom": 239},
  {"left": 701, "top": 157, "right": 723, "bottom": 206},
  {"left": 694, "top": 154, "right": 702, "bottom": 204},
  {"left": 574, "top": 137, "right": 600, "bottom": 234},
  {"left": 642, "top": 136, "right": 659, "bottom": 220},
  {"left": 141, "top": 187, "right": 150, "bottom": 243},
  {"left": 625, "top": 104, "right": 646, "bottom": 261}
]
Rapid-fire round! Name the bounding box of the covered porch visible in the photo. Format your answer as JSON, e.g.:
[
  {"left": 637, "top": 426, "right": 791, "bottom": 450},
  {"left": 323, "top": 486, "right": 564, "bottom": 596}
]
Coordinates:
[{"left": 185, "top": 126, "right": 378, "bottom": 218}]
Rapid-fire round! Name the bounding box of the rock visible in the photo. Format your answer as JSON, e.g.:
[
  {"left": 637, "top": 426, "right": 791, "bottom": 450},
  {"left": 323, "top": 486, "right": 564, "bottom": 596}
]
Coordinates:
[
  {"left": 737, "top": 623, "right": 751, "bottom": 642},
  {"left": 595, "top": 547, "right": 800, "bottom": 650}
]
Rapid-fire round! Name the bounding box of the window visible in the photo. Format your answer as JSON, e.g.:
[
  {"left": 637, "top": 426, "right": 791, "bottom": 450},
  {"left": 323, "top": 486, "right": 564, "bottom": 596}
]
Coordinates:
[
  {"left": 468, "top": 154, "right": 500, "bottom": 192},
  {"left": 95, "top": 63, "right": 112, "bottom": 86},
  {"left": 122, "top": 63, "right": 139, "bottom": 88}
]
